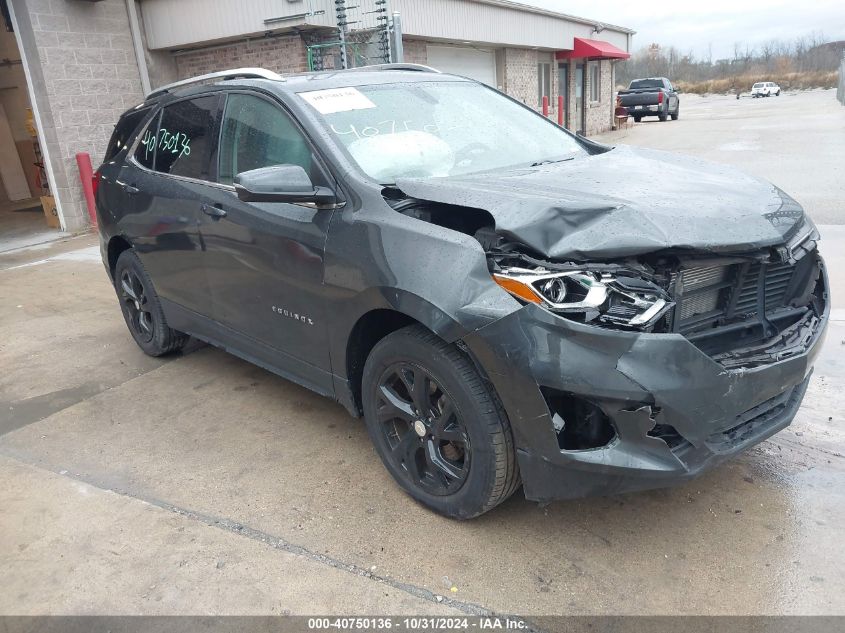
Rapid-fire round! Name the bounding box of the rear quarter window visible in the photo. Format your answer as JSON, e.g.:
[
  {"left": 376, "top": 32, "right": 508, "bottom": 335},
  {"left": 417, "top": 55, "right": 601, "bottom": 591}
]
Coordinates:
[
  {"left": 105, "top": 106, "right": 153, "bottom": 161},
  {"left": 133, "top": 111, "right": 159, "bottom": 170}
]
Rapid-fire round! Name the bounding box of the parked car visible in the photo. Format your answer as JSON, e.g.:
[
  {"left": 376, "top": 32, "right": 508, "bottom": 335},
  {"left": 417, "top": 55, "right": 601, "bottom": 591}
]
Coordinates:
[
  {"left": 96, "top": 65, "right": 828, "bottom": 519},
  {"left": 618, "top": 77, "right": 679, "bottom": 122},
  {"left": 751, "top": 82, "right": 781, "bottom": 97}
]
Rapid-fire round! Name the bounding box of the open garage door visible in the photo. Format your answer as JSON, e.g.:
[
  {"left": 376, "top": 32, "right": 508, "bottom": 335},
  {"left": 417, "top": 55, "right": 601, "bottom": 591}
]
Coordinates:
[{"left": 426, "top": 45, "right": 497, "bottom": 87}]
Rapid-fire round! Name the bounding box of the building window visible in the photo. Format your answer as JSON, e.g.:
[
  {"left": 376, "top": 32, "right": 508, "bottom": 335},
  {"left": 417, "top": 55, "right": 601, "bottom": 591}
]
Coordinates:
[
  {"left": 589, "top": 62, "right": 600, "bottom": 102},
  {"left": 537, "top": 62, "right": 551, "bottom": 107}
]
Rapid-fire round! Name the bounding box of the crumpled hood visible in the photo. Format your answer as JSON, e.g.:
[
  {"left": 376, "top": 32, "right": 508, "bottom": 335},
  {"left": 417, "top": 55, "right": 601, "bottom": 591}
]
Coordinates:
[{"left": 395, "top": 145, "right": 807, "bottom": 260}]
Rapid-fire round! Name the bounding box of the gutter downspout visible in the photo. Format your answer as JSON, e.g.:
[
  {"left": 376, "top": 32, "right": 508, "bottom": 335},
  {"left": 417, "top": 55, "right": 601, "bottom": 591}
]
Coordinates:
[{"left": 125, "top": 0, "right": 152, "bottom": 96}]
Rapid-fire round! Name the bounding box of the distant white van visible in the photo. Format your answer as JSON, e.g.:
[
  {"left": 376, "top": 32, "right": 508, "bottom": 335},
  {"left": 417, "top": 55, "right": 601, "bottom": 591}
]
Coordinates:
[{"left": 751, "top": 82, "right": 782, "bottom": 97}]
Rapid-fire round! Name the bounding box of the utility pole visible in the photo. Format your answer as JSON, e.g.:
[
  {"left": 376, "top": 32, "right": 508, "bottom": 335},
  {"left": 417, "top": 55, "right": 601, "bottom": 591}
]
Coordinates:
[{"left": 391, "top": 12, "right": 404, "bottom": 63}]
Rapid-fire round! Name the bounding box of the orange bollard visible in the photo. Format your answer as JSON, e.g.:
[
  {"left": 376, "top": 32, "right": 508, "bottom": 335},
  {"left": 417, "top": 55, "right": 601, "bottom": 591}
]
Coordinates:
[
  {"left": 542, "top": 95, "right": 549, "bottom": 117},
  {"left": 557, "top": 95, "right": 564, "bottom": 126}
]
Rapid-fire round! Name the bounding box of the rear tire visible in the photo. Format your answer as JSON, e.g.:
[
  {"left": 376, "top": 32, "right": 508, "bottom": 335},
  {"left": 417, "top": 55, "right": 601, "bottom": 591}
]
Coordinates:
[
  {"left": 633, "top": 116, "right": 641, "bottom": 123},
  {"left": 658, "top": 112, "right": 668, "bottom": 121},
  {"left": 114, "top": 250, "right": 188, "bottom": 357},
  {"left": 361, "top": 325, "right": 520, "bottom": 519}
]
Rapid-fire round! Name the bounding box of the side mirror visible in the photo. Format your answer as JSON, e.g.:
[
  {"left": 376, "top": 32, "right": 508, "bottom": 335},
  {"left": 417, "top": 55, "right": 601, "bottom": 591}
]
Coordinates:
[{"left": 234, "top": 164, "right": 336, "bottom": 206}]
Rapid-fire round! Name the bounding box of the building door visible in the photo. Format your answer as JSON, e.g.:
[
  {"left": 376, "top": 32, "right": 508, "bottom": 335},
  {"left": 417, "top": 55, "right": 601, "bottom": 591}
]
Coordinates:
[
  {"left": 426, "top": 45, "right": 497, "bottom": 87},
  {"left": 558, "top": 64, "right": 569, "bottom": 129},
  {"left": 575, "top": 64, "right": 586, "bottom": 134}
]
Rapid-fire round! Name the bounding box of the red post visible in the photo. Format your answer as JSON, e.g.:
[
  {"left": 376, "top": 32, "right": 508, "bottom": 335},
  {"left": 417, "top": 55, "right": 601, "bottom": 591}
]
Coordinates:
[
  {"left": 542, "top": 95, "right": 549, "bottom": 117},
  {"left": 557, "top": 95, "right": 564, "bottom": 126},
  {"left": 75, "top": 152, "right": 97, "bottom": 226}
]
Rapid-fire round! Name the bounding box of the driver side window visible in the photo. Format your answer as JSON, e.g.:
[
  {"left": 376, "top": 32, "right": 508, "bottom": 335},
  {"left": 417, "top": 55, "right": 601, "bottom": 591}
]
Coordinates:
[{"left": 218, "top": 93, "right": 315, "bottom": 186}]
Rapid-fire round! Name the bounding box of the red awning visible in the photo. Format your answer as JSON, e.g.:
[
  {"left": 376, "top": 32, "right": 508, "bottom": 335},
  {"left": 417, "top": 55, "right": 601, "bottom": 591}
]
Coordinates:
[{"left": 555, "top": 38, "right": 631, "bottom": 61}]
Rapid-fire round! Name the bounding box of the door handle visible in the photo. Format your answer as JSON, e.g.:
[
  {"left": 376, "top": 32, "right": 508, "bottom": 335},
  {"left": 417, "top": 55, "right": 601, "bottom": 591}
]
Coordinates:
[
  {"left": 201, "top": 203, "right": 227, "bottom": 219},
  {"left": 123, "top": 184, "right": 139, "bottom": 195}
]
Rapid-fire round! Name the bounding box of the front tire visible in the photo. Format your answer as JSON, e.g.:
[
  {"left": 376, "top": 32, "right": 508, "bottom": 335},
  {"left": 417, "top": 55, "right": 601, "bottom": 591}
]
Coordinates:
[
  {"left": 670, "top": 106, "right": 679, "bottom": 121},
  {"left": 114, "top": 250, "right": 188, "bottom": 357},
  {"left": 633, "top": 116, "right": 641, "bottom": 123},
  {"left": 361, "top": 325, "right": 520, "bottom": 519}
]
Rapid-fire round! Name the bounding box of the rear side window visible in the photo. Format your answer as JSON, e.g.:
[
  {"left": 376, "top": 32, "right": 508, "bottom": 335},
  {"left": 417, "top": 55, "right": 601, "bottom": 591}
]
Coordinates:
[
  {"left": 154, "top": 96, "right": 220, "bottom": 180},
  {"left": 132, "top": 95, "right": 220, "bottom": 180},
  {"left": 218, "top": 93, "right": 315, "bottom": 186},
  {"left": 105, "top": 106, "right": 153, "bottom": 161}
]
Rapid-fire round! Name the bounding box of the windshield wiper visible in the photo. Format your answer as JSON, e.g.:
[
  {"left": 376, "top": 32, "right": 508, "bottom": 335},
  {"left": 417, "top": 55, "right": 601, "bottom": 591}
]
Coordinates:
[{"left": 530, "top": 156, "right": 576, "bottom": 167}]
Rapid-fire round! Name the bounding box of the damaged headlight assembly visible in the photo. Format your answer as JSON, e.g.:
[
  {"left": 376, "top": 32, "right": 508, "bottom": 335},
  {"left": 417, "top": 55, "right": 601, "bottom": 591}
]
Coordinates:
[{"left": 493, "top": 267, "right": 673, "bottom": 330}]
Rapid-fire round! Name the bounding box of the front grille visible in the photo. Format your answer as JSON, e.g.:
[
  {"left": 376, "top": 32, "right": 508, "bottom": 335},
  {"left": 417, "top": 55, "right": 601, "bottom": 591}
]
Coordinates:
[
  {"left": 670, "top": 260, "right": 797, "bottom": 337},
  {"left": 659, "top": 245, "right": 823, "bottom": 365}
]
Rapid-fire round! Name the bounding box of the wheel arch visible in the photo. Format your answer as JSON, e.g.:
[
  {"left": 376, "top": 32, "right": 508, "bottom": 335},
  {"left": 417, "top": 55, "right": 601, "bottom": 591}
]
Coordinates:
[
  {"left": 339, "top": 290, "right": 474, "bottom": 416},
  {"left": 107, "top": 235, "right": 134, "bottom": 280}
]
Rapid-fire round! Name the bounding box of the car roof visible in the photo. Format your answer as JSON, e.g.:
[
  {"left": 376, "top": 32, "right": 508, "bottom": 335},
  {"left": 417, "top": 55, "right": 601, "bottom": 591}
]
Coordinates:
[{"left": 141, "top": 65, "right": 469, "bottom": 107}]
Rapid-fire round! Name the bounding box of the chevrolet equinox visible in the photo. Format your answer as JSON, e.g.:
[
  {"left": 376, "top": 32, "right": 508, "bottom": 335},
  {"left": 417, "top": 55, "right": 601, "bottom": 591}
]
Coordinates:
[{"left": 95, "top": 65, "right": 829, "bottom": 519}]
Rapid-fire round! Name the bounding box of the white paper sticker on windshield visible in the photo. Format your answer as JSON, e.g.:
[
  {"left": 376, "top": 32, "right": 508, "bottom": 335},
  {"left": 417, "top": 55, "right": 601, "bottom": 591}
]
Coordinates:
[{"left": 299, "top": 87, "right": 376, "bottom": 114}]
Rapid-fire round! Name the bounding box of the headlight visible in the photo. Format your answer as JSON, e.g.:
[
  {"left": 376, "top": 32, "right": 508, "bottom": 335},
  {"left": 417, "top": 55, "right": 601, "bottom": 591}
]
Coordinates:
[{"left": 492, "top": 267, "right": 673, "bottom": 330}]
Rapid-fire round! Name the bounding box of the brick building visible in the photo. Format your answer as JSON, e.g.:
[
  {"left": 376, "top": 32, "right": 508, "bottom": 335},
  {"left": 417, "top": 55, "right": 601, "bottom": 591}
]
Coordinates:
[{"left": 1, "top": 0, "right": 632, "bottom": 235}]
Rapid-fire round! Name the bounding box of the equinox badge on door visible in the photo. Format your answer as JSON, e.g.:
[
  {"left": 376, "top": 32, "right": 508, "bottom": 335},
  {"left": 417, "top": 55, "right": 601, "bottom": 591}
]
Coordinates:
[{"left": 272, "top": 305, "right": 314, "bottom": 326}]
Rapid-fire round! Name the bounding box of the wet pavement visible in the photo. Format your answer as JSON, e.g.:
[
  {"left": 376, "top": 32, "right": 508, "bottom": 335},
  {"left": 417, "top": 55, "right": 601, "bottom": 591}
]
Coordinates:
[{"left": 1, "top": 90, "right": 843, "bottom": 616}]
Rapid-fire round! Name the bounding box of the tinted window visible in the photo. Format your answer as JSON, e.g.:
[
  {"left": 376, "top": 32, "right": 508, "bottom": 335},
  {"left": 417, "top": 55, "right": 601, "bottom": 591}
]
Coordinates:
[
  {"left": 134, "top": 111, "right": 159, "bottom": 170},
  {"left": 629, "top": 79, "right": 663, "bottom": 89},
  {"left": 153, "top": 96, "right": 219, "bottom": 180},
  {"left": 219, "top": 93, "right": 314, "bottom": 186},
  {"left": 106, "top": 106, "right": 153, "bottom": 161}
]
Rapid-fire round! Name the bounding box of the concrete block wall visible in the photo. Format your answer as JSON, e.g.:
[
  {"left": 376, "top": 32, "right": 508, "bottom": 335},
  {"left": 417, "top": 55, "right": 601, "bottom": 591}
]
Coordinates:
[
  {"left": 174, "top": 34, "right": 309, "bottom": 80},
  {"left": 13, "top": 0, "right": 144, "bottom": 231}
]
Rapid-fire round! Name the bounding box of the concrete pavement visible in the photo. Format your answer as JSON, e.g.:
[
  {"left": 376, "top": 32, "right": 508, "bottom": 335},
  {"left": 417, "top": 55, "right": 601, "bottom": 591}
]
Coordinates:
[{"left": 1, "top": 89, "right": 843, "bottom": 617}]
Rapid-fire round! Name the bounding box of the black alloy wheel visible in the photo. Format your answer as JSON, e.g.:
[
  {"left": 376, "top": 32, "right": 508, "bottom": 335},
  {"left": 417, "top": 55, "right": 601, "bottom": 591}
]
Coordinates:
[
  {"left": 374, "top": 362, "right": 470, "bottom": 495},
  {"left": 114, "top": 249, "right": 187, "bottom": 357},
  {"left": 120, "top": 267, "right": 154, "bottom": 343},
  {"left": 361, "top": 325, "right": 520, "bottom": 519}
]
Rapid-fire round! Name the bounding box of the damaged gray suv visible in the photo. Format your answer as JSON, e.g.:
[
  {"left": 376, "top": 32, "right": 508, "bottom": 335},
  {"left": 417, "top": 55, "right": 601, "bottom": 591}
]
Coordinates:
[{"left": 96, "top": 65, "right": 829, "bottom": 519}]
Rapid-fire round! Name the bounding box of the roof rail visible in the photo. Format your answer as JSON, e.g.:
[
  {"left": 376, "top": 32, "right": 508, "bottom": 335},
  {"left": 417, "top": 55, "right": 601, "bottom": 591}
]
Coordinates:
[
  {"left": 146, "top": 67, "right": 283, "bottom": 99},
  {"left": 345, "top": 63, "right": 441, "bottom": 74}
]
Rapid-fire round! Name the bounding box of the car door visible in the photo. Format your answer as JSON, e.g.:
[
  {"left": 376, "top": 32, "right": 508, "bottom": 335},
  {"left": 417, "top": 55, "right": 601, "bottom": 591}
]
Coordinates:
[
  {"left": 198, "top": 91, "right": 337, "bottom": 391},
  {"left": 124, "top": 94, "right": 222, "bottom": 317}
]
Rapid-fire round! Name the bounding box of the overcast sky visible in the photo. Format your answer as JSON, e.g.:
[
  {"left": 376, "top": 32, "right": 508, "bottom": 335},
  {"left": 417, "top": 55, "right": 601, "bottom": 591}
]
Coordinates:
[{"left": 523, "top": 0, "right": 845, "bottom": 60}]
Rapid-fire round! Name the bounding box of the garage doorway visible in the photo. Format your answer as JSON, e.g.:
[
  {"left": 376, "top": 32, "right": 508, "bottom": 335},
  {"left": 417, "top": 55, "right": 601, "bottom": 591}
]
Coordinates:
[
  {"left": 0, "top": 4, "right": 59, "bottom": 254},
  {"left": 426, "top": 45, "right": 497, "bottom": 87}
]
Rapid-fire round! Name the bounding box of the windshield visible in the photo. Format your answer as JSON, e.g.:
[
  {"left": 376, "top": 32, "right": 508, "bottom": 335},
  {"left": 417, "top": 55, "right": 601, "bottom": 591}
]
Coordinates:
[
  {"left": 629, "top": 79, "right": 663, "bottom": 89},
  {"left": 299, "top": 81, "right": 584, "bottom": 183}
]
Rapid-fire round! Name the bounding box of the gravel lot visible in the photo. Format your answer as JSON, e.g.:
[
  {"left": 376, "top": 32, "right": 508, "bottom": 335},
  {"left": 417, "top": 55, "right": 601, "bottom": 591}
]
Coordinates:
[{"left": 1, "top": 89, "right": 843, "bottom": 617}]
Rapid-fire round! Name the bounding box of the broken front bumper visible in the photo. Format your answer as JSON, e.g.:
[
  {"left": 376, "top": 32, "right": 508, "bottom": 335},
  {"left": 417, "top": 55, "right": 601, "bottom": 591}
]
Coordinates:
[{"left": 462, "top": 268, "right": 829, "bottom": 502}]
